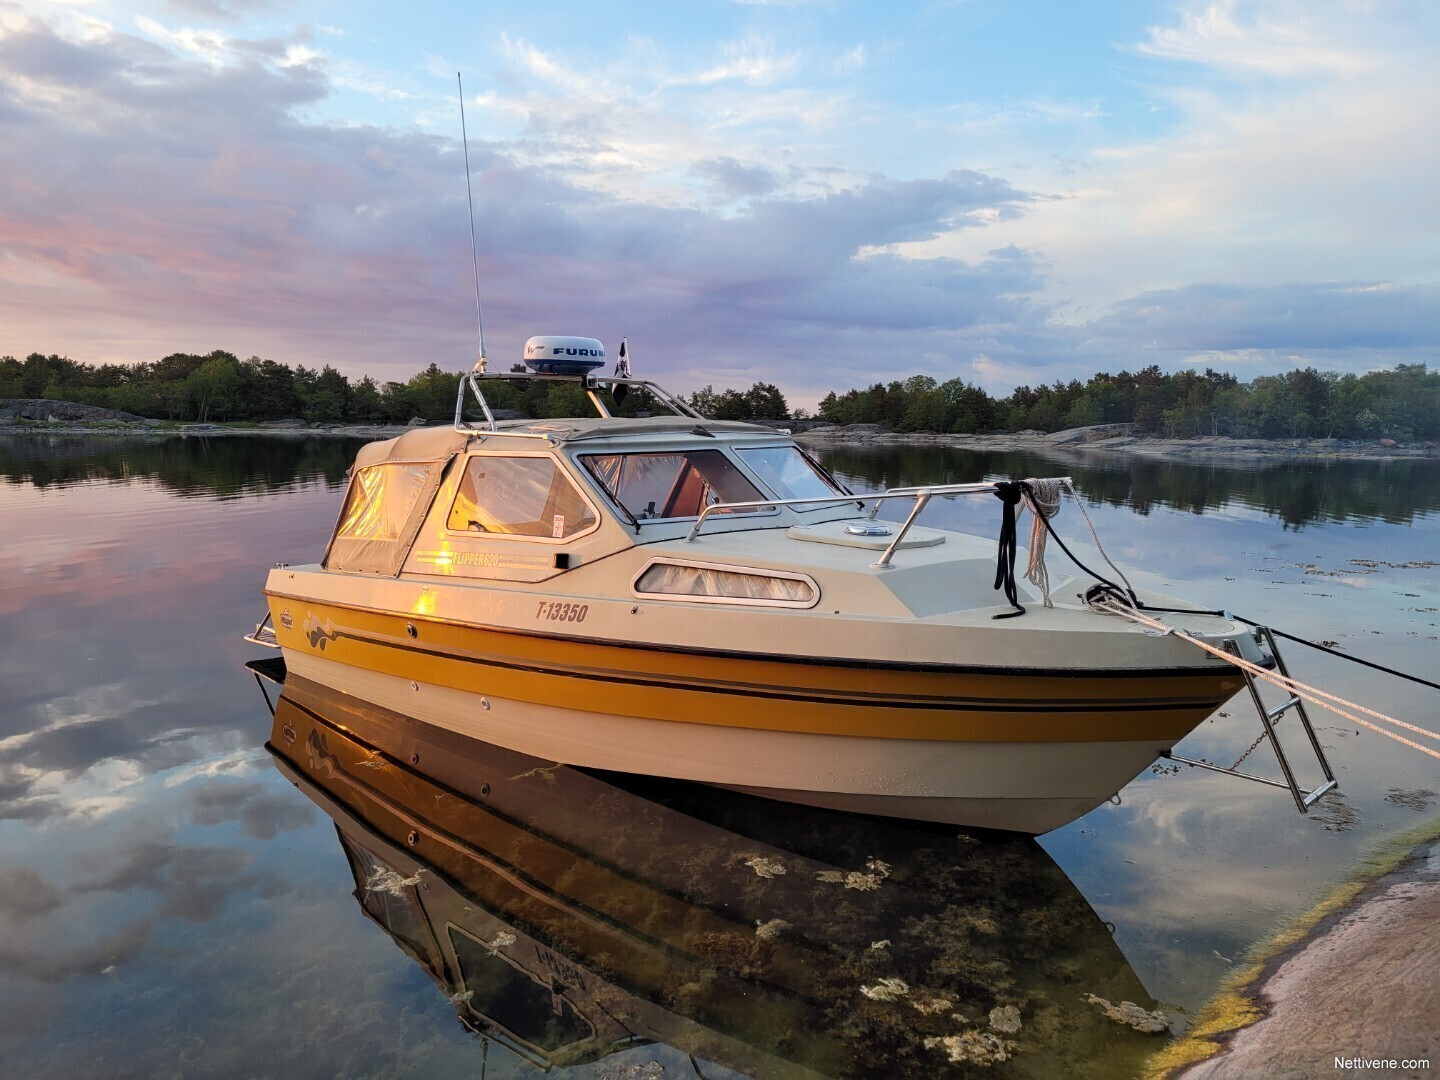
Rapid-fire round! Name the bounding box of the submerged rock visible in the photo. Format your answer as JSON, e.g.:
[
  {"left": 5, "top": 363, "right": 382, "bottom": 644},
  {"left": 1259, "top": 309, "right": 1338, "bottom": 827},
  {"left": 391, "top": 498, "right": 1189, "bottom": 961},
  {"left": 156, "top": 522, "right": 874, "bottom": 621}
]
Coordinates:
[
  {"left": 859, "top": 977, "right": 911, "bottom": 1002},
  {"left": 911, "top": 994, "right": 958, "bottom": 1016},
  {"left": 816, "top": 858, "right": 892, "bottom": 890},
  {"left": 743, "top": 855, "right": 787, "bottom": 879},
  {"left": 597, "top": 1063, "right": 665, "bottom": 1080},
  {"left": 816, "top": 868, "right": 887, "bottom": 890},
  {"left": 923, "top": 1031, "right": 1014, "bottom": 1065},
  {"left": 1084, "top": 993, "right": 1169, "bottom": 1033},
  {"left": 754, "top": 918, "right": 790, "bottom": 940},
  {"left": 988, "top": 1004, "right": 1023, "bottom": 1033}
]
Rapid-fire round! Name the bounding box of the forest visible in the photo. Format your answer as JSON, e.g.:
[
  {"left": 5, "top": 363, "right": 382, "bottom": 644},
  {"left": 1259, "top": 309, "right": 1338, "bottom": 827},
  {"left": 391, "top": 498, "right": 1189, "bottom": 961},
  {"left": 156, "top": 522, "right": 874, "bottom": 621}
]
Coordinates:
[
  {"left": 2, "top": 349, "right": 1435, "bottom": 441},
  {"left": 816, "top": 364, "right": 1439, "bottom": 441}
]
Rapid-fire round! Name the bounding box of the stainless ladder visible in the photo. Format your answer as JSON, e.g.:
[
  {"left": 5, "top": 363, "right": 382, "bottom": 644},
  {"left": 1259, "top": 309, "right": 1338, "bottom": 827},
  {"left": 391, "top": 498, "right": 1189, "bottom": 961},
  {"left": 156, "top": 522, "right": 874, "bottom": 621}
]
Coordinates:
[
  {"left": 1160, "top": 626, "right": 1339, "bottom": 814},
  {"left": 244, "top": 609, "right": 280, "bottom": 649}
]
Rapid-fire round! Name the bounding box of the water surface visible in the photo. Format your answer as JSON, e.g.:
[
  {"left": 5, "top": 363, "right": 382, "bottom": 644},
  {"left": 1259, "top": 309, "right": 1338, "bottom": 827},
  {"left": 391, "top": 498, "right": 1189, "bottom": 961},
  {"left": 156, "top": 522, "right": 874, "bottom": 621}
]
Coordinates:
[{"left": 1, "top": 433, "right": 1437, "bottom": 1077}]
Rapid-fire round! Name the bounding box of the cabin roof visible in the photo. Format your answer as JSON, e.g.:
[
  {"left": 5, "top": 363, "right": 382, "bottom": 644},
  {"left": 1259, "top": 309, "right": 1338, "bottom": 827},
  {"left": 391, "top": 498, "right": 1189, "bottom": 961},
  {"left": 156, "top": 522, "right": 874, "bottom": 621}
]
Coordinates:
[
  {"left": 352, "top": 426, "right": 471, "bottom": 469},
  {"left": 353, "top": 417, "right": 788, "bottom": 468},
  {"left": 505, "top": 416, "right": 782, "bottom": 444}
]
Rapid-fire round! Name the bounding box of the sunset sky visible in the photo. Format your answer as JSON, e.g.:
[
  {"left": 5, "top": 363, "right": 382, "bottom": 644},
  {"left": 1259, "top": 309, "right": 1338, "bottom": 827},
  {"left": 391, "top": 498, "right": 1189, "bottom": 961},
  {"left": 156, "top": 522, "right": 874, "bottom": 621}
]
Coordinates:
[{"left": 1, "top": 0, "right": 1435, "bottom": 407}]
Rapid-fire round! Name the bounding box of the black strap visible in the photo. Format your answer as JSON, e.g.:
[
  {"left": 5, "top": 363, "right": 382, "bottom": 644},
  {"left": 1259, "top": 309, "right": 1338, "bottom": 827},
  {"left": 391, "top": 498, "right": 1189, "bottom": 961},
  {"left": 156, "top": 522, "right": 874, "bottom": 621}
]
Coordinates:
[{"left": 991, "top": 481, "right": 1026, "bottom": 619}]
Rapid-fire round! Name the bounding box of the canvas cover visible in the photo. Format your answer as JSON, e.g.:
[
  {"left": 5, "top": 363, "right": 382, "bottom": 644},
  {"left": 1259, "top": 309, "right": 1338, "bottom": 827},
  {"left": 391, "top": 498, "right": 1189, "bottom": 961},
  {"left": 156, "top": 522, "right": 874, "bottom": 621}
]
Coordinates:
[{"left": 321, "top": 428, "right": 470, "bottom": 576}]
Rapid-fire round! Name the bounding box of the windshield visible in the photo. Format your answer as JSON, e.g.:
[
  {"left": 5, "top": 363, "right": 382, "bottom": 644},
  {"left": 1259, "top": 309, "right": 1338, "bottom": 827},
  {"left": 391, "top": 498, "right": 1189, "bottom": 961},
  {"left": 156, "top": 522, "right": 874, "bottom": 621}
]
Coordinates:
[
  {"left": 582, "top": 449, "right": 765, "bottom": 520},
  {"left": 735, "top": 446, "right": 842, "bottom": 501}
]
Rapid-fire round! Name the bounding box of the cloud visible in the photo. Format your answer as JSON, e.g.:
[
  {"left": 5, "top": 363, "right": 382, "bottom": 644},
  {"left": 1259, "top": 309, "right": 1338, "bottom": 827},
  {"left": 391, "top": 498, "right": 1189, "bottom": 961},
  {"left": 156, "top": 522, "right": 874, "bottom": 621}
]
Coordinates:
[
  {"left": 162, "top": 0, "right": 284, "bottom": 22},
  {"left": 74, "top": 840, "right": 263, "bottom": 921},
  {"left": 184, "top": 778, "right": 316, "bottom": 838},
  {"left": 1087, "top": 281, "right": 1440, "bottom": 353},
  {"left": 0, "top": 832, "right": 306, "bottom": 987},
  {"left": 0, "top": 6, "right": 1434, "bottom": 411},
  {"left": 0, "top": 918, "right": 155, "bottom": 984},
  {"left": 1134, "top": 0, "right": 1380, "bottom": 76},
  {"left": 0, "top": 786, "right": 62, "bottom": 824},
  {"left": 689, "top": 33, "right": 800, "bottom": 86},
  {"left": 0, "top": 866, "right": 65, "bottom": 921},
  {"left": 0, "top": 13, "right": 1053, "bottom": 402},
  {"left": 690, "top": 155, "right": 783, "bottom": 200}
]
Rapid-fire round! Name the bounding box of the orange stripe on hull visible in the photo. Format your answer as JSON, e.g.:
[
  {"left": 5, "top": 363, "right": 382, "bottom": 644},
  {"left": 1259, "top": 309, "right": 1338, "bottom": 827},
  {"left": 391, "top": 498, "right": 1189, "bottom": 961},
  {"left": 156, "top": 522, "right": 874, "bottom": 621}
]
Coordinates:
[{"left": 270, "top": 597, "right": 1241, "bottom": 743}]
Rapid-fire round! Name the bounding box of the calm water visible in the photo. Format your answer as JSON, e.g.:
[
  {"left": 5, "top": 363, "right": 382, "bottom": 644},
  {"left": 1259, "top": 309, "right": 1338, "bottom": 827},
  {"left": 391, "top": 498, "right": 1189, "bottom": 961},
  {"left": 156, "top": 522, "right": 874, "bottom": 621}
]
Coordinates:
[{"left": 2, "top": 433, "right": 1437, "bottom": 1078}]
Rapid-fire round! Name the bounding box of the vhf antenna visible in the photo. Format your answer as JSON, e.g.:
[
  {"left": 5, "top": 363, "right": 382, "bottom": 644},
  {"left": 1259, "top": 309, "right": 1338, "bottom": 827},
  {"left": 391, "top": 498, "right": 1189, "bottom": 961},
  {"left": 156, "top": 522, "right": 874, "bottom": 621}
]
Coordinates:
[{"left": 457, "top": 72, "right": 487, "bottom": 372}]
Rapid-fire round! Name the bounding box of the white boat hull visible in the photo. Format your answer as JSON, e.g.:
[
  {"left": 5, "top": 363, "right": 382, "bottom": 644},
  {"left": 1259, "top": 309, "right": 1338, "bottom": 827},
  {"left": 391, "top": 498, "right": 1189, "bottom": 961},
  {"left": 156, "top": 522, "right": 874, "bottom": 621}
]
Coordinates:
[{"left": 286, "top": 649, "right": 1171, "bottom": 833}]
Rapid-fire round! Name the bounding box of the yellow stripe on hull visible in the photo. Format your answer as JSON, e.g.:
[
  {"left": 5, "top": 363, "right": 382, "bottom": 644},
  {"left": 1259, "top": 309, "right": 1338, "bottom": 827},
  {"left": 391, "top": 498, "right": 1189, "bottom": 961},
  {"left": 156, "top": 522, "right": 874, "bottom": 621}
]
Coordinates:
[
  {"left": 279, "top": 655, "right": 1186, "bottom": 833},
  {"left": 268, "top": 595, "right": 1241, "bottom": 744}
]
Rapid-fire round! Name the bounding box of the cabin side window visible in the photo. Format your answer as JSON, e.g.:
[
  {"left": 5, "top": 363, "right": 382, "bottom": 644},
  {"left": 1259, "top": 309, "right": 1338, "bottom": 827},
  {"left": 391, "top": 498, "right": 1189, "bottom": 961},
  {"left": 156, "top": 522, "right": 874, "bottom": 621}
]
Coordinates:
[
  {"left": 446, "top": 455, "right": 597, "bottom": 539},
  {"left": 634, "top": 559, "right": 819, "bottom": 607},
  {"left": 335, "top": 464, "right": 434, "bottom": 542},
  {"left": 582, "top": 449, "right": 765, "bottom": 520}
]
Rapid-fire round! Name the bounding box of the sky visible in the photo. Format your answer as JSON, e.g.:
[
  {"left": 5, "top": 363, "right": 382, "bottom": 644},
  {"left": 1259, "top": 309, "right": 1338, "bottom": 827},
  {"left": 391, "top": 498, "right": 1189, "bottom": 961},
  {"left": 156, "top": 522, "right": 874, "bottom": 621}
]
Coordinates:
[{"left": 1, "top": 0, "right": 1436, "bottom": 408}]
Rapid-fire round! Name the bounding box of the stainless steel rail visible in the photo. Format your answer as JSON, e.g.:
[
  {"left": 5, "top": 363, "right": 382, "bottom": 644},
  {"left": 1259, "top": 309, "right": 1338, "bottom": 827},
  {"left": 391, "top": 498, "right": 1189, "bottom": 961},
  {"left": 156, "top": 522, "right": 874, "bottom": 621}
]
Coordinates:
[
  {"left": 453, "top": 370, "right": 705, "bottom": 434},
  {"left": 685, "top": 477, "right": 1073, "bottom": 569}
]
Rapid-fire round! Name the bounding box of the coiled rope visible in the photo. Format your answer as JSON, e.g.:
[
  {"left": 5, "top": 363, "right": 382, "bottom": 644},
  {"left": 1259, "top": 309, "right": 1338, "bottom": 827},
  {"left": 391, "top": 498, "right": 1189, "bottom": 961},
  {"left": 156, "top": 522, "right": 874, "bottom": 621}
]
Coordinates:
[{"left": 1020, "top": 478, "right": 1062, "bottom": 607}]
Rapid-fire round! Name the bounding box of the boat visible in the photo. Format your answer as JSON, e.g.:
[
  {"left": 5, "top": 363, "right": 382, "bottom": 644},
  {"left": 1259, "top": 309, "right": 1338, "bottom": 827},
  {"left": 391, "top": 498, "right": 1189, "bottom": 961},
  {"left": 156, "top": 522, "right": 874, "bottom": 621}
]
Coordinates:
[
  {"left": 249, "top": 335, "right": 1269, "bottom": 834},
  {"left": 263, "top": 671, "right": 1169, "bottom": 1077}
]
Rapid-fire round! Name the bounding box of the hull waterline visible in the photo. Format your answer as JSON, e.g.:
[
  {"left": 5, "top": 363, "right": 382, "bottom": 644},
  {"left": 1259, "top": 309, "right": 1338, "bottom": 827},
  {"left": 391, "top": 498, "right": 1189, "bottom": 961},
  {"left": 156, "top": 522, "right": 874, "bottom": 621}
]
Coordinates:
[{"left": 276, "top": 605, "right": 1242, "bottom": 834}]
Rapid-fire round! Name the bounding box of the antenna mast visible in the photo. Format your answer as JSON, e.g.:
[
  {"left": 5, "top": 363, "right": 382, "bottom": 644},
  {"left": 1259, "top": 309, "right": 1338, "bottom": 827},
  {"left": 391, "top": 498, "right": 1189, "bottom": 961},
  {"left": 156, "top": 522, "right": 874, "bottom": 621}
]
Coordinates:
[{"left": 457, "top": 72, "right": 487, "bottom": 372}]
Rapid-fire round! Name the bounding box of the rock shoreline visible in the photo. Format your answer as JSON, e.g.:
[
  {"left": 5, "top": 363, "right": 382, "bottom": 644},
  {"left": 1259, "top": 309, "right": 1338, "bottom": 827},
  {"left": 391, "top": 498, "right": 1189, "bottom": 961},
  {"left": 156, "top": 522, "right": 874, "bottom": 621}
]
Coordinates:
[
  {"left": 1149, "top": 828, "right": 1440, "bottom": 1079},
  {"left": 2, "top": 404, "right": 1437, "bottom": 464},
  {"left": 793, "top": 422, "right": 1440, "bottom": 463}
]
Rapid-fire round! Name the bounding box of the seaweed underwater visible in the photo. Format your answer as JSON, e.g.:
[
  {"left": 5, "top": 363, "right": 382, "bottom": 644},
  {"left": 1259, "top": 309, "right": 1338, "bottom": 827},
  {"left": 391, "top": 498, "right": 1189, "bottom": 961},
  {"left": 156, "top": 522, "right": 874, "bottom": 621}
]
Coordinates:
[{"left": 270, "top": 682, "right": 1177, "bottom": 1079}]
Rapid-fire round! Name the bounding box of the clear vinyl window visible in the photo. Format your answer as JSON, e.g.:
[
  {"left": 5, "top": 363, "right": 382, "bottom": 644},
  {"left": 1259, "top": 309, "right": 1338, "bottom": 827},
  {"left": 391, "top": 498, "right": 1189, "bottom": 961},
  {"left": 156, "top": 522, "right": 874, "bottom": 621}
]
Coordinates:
[
  {"left": 447, "top": 455, "right": 597, "bottom": 539},
  {"left": 582, "top": 449, "right": 764, "bottom": 520},
  {"left": 336, "top": 463, "right": 433, "bottom": 542},
  {"left": 735, "top": 445, "right": 841, "bottom": 501}
]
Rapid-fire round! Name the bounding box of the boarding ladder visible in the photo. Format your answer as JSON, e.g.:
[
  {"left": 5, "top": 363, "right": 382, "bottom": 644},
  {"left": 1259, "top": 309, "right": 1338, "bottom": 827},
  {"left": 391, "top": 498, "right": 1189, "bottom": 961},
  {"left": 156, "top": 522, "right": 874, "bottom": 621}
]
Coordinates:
[{"left": 1159, "top": 626, "right": 1338, "bottom": 813}]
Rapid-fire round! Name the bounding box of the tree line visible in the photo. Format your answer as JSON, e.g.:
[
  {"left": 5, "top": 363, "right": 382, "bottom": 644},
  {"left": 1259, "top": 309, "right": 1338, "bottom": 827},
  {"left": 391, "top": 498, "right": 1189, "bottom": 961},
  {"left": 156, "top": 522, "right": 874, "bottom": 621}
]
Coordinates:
[
  {"left": 3, "top": 350, "right": 1435, "bottom": 440},
  {"left": 0, "top": 350, "right": 791, "bottom": 427},
  {"left": 0, "top": 351, "right": 463, "bottom": 425},
  {"left": 818, "top": 364, "right": 1439, "bottom": 441}
]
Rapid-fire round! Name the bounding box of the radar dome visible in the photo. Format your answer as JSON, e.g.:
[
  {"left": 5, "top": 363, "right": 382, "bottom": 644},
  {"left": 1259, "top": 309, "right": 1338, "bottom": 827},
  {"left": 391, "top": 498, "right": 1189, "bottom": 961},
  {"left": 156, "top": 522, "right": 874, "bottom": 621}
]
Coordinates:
[{"left": 522, "top": 336, "right": 606, "bottom": 375}]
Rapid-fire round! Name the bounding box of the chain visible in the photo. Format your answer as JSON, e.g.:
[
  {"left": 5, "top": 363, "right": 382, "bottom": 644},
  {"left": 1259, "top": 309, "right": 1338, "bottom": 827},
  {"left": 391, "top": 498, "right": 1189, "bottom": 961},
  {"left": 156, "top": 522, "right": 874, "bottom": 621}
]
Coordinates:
[{"left": 1230, "top": 727, "right": 1272, "bottom": 770}]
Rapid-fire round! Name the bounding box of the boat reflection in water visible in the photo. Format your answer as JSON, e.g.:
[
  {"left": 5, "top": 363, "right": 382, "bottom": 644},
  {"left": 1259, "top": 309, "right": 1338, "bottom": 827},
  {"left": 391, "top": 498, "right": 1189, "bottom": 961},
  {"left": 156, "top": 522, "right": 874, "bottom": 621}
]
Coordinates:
[{"left": 264, "top": 671, "right": 1171, "bottom": 1078}]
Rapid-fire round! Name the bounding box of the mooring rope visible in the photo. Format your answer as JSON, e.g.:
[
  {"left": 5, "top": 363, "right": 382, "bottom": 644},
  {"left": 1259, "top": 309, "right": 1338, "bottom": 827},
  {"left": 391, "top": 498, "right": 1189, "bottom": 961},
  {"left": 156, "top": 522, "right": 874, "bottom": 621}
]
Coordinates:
[
  {"left": 994, "top": 476, "right": 1438, "bottom": 764},
  {"left": 1059, "top": 478, "right": 1139, "bottom": 604},
  {"left": 1021, "top": 478, "right": 1063, "bottom": 607},
  {"left": 1093, "top": 597, "right": 1440, "bottom": 764}
]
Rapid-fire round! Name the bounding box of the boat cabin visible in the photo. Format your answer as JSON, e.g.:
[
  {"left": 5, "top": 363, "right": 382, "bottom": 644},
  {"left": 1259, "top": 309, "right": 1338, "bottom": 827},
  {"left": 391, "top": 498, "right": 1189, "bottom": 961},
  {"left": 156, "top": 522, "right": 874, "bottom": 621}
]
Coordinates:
[{"left": 320, "top": 414, "right": 858, "bottom": 586}]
